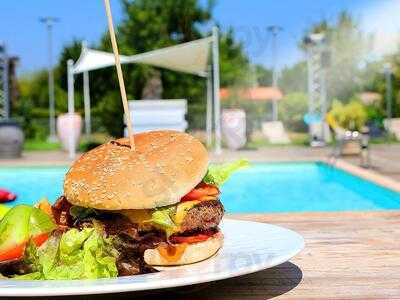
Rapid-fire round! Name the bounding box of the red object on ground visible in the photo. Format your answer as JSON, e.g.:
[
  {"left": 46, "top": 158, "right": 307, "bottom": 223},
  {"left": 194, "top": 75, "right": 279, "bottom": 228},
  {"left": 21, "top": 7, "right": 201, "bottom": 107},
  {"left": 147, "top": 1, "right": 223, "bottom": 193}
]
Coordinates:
[{"left": 0, "top": 189, "right": 17, "bottom": 203}]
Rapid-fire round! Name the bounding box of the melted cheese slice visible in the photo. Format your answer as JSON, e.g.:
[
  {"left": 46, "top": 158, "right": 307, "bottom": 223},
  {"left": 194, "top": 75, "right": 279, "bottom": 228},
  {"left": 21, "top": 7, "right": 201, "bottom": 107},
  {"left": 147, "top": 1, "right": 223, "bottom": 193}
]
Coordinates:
[
  {"left": 157, "top": 243, "right": 188, "bottom": 262},
  {"left": 173, "top": 200, "right": 200, "bottom": 225},
  {"left": 121, "top": 209, "right": 153, "bottom": 231},
  {"left": 120, "top": 197, "right": 218, "bottom": 233}
]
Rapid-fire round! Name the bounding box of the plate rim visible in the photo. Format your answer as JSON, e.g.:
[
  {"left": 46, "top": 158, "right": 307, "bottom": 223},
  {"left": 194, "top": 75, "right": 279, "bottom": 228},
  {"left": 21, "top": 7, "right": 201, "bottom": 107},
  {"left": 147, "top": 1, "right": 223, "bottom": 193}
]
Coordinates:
[{"left": 0, "top": 219, "right": 304, "bottom": 297}]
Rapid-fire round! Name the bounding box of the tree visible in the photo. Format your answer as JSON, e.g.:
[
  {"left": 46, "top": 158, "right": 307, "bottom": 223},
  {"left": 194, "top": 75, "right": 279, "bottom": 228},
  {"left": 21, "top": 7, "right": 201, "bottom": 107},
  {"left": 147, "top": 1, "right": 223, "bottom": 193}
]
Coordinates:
[
  {"left": 218, "top": 27, "right": 250, "bottom": 87},
  {"left": 278, "top": 92, "right": 308, "bottom": 132},
  {"left": 254, "top": 65, "right": 272, "bottom": 87},
  {"left": 18, "top": 0, "right": 252, "bottom": 138},
  {"left": 303, "top": 11, "right": 373, "bottom": 102},
  {"left": 279, "top": 62, "right": 307, "bottom": 94}
]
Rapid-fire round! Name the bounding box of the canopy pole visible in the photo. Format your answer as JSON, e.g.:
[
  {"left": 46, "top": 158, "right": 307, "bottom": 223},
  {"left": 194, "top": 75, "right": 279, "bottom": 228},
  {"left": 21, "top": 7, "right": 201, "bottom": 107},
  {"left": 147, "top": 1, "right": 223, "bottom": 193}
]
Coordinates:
[
  {"left": 67, "top": 59, "right": 75, "bottom": 159},
  {"left": 206, "top": 65, "right": 213, "bottom": 148},
  {"left": 1, "top": 44, "right": 10, "bottom": 119},
  {"left": 83, "top": 70, "right": 91, "bottom": 137},
  {"left": 81, "top": 41, "right": 91, "bottom": 137},
  {"left": 212, "top": 26, "right": 222, "bottom": 154}
]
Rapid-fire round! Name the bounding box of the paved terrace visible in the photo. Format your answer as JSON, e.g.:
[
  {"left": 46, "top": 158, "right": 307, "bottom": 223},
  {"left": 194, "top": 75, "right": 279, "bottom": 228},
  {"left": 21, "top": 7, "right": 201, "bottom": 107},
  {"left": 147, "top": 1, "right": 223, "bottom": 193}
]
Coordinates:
[{"left": 0, "top": 144, "right": 399, "bottom": 299}]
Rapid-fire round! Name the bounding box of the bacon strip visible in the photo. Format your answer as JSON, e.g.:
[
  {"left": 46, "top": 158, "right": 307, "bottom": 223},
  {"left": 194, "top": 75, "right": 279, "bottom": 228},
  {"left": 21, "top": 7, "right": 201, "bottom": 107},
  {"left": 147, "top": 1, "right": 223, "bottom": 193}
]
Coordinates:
[
  {"left": 51, "top": 196, "right": 73, "bottom": 229},
  {"left": 180, "top": 182, "right": 219, "bottom": 202}
]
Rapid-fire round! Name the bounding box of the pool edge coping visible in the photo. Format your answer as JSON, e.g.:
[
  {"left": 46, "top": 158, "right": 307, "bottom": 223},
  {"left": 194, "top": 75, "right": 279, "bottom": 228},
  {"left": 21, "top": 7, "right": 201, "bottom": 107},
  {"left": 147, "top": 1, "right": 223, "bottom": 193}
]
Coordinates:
[{"left": 323, "top": 158, "right": 400, "bottom": 193}]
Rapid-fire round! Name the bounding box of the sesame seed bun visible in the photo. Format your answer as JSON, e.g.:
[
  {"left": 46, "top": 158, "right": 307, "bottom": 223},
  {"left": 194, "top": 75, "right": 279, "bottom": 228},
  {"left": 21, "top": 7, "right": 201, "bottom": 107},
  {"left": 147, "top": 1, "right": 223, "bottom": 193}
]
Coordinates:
[
  {"left": 64, "top": 130, "right": 209, "bottom": 210},
  {"left": 144, "top": 233, "right": 223, "bottom": 266}
]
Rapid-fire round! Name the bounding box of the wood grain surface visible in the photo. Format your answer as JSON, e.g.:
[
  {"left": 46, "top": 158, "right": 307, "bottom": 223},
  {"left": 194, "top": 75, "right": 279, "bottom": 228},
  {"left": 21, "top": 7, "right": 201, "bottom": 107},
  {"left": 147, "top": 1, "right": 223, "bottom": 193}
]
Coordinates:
[{"left": 4, "top": 211, "right": 400, "bottom": 300}]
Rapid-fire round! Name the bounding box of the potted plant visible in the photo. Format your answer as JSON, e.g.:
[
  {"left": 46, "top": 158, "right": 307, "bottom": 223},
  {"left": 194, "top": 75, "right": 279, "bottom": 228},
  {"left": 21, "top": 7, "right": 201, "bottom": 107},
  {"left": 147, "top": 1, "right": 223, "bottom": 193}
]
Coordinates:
[
  {"left": 329, "top": 99, "right": 367, "bottom": 155},
  {"left": 0, "top": 120, "right": 24, "bottom": 158},
  {"left": 57, "top": 113, "right": 82, "bottom": 152},
  {"left": 221, "top": 87, "right": 247, "bottom": 150}
]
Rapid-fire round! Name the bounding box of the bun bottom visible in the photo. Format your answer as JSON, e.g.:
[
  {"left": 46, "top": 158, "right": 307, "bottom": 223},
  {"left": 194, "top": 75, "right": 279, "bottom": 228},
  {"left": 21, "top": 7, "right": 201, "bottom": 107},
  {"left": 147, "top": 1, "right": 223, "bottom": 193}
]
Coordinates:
[{"left": 144, "top": 233, "right": 223, "bottom": 266}]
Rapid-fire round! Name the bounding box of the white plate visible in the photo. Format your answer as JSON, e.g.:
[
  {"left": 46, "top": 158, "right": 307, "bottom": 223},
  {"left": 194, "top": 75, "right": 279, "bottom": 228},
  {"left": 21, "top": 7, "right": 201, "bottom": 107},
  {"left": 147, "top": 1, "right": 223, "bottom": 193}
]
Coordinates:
[{"left": 0, "top": 219, "right": 304, "bottom": 297}]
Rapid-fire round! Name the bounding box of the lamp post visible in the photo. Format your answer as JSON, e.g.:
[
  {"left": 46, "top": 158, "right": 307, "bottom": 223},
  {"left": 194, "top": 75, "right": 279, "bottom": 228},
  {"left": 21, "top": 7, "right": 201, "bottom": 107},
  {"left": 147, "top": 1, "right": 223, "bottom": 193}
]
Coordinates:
[
  {"left": 267, "top": 25, "right": 283, "bottom": 122},
  {"left": 212, "top": 26, "right": 221, "bottom": 154},
  {"left": 40, "top": 17, "right": 59, "bottom": 142},
  {"left": 383, "top": 63, "right": 392, "bottom": 140},
  {"left": 0, "top": 42, "right": 9, "bottom": 120},
  {"left": 304, "top": 32, "right": 330, "bottom": 145}
]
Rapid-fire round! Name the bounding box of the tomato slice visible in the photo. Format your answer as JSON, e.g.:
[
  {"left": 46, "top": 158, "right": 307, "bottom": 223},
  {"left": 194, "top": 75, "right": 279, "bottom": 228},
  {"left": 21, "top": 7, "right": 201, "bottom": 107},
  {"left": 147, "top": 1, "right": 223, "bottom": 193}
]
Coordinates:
[
  {"left": 31, "top": 233, "right": 49, "bottom": 247},
  {"left": 181, "top": 183, "right": 219, "bottom": 202},
  {"left": 0, "top": 244, "right": 25, "bottom": 261},
  {"left": 170, "top": 233, "right": 212, "bottom": 244},
  {"left": 0, "top": 205, "right": 55, "bottom": 262},
  {"left": 0, "top": 233, "right": 50, "bottom": 262}
]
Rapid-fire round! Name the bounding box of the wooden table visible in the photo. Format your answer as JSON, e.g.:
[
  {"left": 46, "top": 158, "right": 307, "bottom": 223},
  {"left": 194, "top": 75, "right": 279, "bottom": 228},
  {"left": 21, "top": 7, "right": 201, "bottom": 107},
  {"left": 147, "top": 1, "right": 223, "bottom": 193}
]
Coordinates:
[{"left": 6, "top": 212, "right": 400, "bottom": 300}]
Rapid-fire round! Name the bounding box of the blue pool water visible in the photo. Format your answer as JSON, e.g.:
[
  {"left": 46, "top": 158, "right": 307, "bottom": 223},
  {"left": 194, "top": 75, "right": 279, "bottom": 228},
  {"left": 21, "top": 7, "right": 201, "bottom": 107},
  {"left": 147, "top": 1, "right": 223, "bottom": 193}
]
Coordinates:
[{"left": 0, "top": 162, "right": 400, "bottom": 212}]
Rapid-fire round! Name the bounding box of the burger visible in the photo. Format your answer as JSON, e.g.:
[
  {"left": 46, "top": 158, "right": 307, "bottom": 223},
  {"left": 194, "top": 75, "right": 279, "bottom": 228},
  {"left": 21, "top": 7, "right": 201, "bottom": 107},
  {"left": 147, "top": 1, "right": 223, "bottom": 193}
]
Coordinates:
[{"left": 0, "top": 130, "right": 246, "bottom": 279}]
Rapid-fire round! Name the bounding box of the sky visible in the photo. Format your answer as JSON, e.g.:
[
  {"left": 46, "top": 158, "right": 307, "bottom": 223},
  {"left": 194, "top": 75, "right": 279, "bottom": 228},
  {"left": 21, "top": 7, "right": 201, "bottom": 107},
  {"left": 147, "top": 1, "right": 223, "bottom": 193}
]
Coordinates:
[{"left": 1, "top": 0, "right": 399, "bottom": 75}]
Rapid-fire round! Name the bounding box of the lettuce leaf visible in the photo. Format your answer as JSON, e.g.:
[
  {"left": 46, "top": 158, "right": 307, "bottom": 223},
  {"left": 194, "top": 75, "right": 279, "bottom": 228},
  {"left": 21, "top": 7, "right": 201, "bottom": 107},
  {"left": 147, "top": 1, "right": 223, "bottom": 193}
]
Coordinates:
[
  {"left": 15, "top": 227, "right": 118, "bottom": 280},
  {"left": 203, "top": 159, "right": 249, "bottom": 186},
  {"left": 150, "top": 206, "right": 178, "bottom": 237},
  {"left": 69, "top": 206, "right": 100, "bottom": 221},
  {"left": 0, "top": 205, "right": 10, "bottom": 220}
]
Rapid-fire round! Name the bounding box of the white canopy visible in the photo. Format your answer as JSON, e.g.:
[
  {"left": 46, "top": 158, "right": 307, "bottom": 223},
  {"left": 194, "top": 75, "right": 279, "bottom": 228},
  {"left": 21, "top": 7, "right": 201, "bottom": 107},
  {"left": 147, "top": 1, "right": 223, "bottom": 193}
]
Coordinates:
[
  {"left": 67, "top": 29, "right": 221, "bottom": 158},
  {"left": 73, "top": 37, "right": 212, "bottom": 77},
  {"left": 73, "top": 48, "right": 129, "bottom": 74}
]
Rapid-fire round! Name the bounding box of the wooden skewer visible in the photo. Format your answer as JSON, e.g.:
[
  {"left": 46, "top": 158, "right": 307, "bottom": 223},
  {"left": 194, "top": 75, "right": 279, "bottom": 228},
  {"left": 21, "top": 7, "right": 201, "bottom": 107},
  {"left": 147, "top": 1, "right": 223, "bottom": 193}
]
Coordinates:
[{"left": 103, "top": 0, "right": 135, "bottom": 151}]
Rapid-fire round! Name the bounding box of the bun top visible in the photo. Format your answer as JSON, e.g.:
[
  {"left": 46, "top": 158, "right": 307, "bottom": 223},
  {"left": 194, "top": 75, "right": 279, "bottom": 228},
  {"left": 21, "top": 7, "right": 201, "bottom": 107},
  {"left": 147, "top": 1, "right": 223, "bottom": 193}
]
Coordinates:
[{"left": 64, "top": 130, "right": 209, "bottom": 210}]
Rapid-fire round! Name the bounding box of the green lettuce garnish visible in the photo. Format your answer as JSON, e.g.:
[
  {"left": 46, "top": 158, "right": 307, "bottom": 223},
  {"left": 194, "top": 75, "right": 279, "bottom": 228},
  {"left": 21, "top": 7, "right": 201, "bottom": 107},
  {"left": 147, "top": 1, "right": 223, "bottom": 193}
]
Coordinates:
[
  {"left": 69, "top": 206, "right": 100, "bottom": 221},
  {"left": 0, "top": 205, "right": 10, "bottom": 220},
  {"left": 203, "top": 159, "right": 249, "bottom": 186},
  {"left": 151, "top": 208, "right": 175, "bottom": 228},
  {"left": 16, "top": 227, "right": 118, "bottom": 280},
  {"left": 150, "top": 206, "right": 177, "bottom": 237}
]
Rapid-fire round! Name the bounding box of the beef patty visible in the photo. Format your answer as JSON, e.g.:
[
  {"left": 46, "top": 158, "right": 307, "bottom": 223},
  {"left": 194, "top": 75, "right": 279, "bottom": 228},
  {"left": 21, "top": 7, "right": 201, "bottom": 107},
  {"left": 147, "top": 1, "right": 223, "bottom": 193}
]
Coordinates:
[{"left": 180, "top": 199, "right": 224, "bottom": 232}]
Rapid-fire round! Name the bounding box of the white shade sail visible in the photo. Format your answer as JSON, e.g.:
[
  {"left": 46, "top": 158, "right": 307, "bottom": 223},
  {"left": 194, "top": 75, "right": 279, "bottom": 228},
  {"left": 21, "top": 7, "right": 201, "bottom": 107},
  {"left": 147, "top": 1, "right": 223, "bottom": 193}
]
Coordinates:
[
  {"left": 67, "top": 33, "right": 220, "bottom": 159},
  {"left": 72, "top": 37, "right": 212, "bottom": 77},
  {"left": 72, "top": 48, "right": 129, "bottom": 74}
]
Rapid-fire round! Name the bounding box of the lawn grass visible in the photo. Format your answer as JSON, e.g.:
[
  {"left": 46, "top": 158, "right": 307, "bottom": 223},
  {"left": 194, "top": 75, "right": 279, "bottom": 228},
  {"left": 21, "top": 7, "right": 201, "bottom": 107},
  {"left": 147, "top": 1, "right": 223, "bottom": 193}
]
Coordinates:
[
  {"left": 24, "top": 140, "right": 61, "bottom": 151},
  {"left": 23, "top": 133, "right": 398, "bottom": 152},
  {"left": 247, "top": 132, "right": 309, "bottom": 148},
  {"left": 369, "top": 136, "right": 400, "bottom": 144},
  {"left": 24, "top": 134, "right": 112, "bottom": 152}
]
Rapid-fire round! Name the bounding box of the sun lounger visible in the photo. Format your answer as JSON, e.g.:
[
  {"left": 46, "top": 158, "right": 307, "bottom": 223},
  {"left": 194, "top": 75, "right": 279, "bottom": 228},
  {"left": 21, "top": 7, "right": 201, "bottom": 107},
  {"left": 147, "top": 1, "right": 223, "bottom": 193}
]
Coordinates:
[
  {"left": 384, "top": 118, "right": 400, "bottom": 140},
  {"left": 126, "top": 100, "right": 187, "bottom": 134},
  {"left": 261, "top": 121, "right": 290, "bottom": 144}
]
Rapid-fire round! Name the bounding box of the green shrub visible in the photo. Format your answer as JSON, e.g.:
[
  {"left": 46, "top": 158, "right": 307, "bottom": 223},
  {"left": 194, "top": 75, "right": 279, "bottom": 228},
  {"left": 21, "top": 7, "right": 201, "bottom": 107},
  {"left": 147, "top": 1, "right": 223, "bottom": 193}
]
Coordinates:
[
  {"left": 365, "top": 102, "right": 385, "bottom": 128},
  {"left": 79, "top": 133, "right": 112, "bottom": 152},
  {"left": 278, "top": 92, "right": 308, "bottom": 132},
  {"left": 187, "top": 103, "right": 206, "bottom": 130},
  {"left": 329, "top": 99, "right": 367, "bottom": 130},
  {"left": 94, "top": 91, "right": 124, "bottom": 137}
]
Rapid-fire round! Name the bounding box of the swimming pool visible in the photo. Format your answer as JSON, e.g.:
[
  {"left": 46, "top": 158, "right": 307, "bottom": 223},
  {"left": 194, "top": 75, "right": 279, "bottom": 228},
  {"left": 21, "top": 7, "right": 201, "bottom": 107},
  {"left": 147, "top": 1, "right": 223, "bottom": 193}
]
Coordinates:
[{"left": 0, "top": 162, "right": 399, "bottom": 212}]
